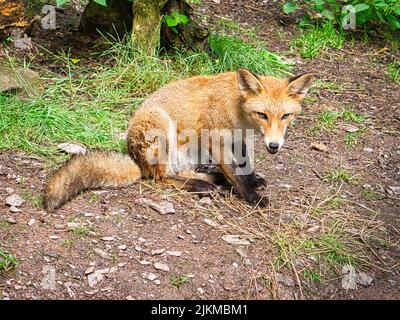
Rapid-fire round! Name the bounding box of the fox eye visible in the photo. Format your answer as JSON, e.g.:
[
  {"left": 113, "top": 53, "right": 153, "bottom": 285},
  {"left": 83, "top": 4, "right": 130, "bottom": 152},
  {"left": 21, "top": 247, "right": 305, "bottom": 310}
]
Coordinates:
[
  {"left": 282, "top": 113, "right": 291, "bottom": 120},
  {"left": 258, "top": 113, "right": 268, "bottom": 120}
]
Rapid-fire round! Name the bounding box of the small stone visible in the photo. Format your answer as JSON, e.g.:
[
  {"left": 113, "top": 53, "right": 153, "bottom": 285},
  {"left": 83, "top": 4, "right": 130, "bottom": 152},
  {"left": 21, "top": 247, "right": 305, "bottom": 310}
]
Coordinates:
[
  {"left": 388, "top": 186, "right": 400, "bottom": 194},
  {"left": 154, "top": 262, "right": 170, "bottom": 272},
  {"left": 178, "top": 235, "right": 185, "bottom": 240},
  {"left": 138, "top": 237, "right": 146, "bottom": 242},
  {"left": 203, "top": 218, "right": 218, "bottom": 227},
  {"left": 94, "top": 248, "right": 112, "bottom": 260},
  {"left": 199, "top": 197, "right": 212, "bottom": 205},
  {"left": 28, "top": 219, "right": 36, "bottom": 226},
  {"left": 232, "top": 262, "right": 239, "bottom": 268},
  {"left": 88, "top": 270, "right": 105, "bottom": 288},
  {"left": 356, "top": 272, "right": 373, "bottom": 287},
  {"left": 154, "top": 279, "right": 161, "bottom": 285},
  {"left": 5, "top": 195, "right": 25, "bottom": 207},
  {"left": 147, "top": 273, "right": 158, "bottom": 281},
  {"left": 49, "top": 235, "right": 59, "bottom": 240},
  {"left": 10, "top": 206, "right": 22, "bottom": 213},
  {"left": 40, "top": 265, "right": 56, "bottom": 290},
  {"left": 221, "top": 235, "right": 250, "bottom": 245},
  {"left": 5, "top": 188, "right": 14, "bottom": 194},
  {"left": 101, "top": 236, "right": 115, "bottom": 241},
  {"left": 85, "top": 266, "right": 95, "bottom": 275},
  {"left": 310, "top": 142, "right": 328, "bottom": 153},
  {"left": 57, "top": 142, "right": 87, "bottom": 155},
  {"left": 151, "top": 248, "right": 165, "bottom": 255},
  {"left": 363, "top": 147, "right": 373, "bottom": 153},
  {"left": 118, "top": 245, "right": 127, "bottom": 250},
  {"left": 276, "top": 273, "right": 295, "bottom": 287},
  {"left": 126, "top": 295, "right": 135, "bottom": 300},
  {"left": 197, "top": 287, "right": 205, "bottom": 294},
  {"left": 139, "top": 260, "right": 151, "bottom": 265},
  {"left": 137, "top": 198, "right": 175, "bottom": 215},
  {"left": 166, "top": 250, "right": 182, "bottom": 257},
  {"left": 342, "top": 124, "right": 360, "bottom": 133}
]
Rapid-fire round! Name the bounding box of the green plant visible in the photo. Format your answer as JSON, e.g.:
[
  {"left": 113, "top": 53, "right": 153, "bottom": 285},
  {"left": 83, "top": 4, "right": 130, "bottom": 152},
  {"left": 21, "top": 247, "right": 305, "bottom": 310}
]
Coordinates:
[
  {"left": 210, "top": 35, "right": 294, "bottom": 76},
  {"left": 169, "top": 275, "right": 189, "bottom": 289},
  {"left": 325, "top": 169, "right": 353, "bottom": 182},
  {"left": 387, "top": 61, "right": 400, "bottom": 82},
  {"left": 290, "top": 22, "right": 345, "bottom": 58},
  {"left": 303, "top": 269, "right": 322, "bottom": 282},
  {"left": 283, "top": 0, "right": 400, "bottom": 31},
  {"left": 0, "top": 249, "right": 20, "bottom": 271},
  {"left": 163, "top": 11, "right": 190, "bottom": 34}
]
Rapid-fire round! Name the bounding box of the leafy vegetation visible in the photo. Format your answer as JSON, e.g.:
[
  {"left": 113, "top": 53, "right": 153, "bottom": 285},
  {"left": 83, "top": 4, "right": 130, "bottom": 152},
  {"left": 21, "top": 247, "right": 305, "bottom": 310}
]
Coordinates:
[
  {"left": 0, "top": 249, "right": 20, "bottom": 271},
  {"left": 283, "top": 0, "right": 400, "bottom": 31}
]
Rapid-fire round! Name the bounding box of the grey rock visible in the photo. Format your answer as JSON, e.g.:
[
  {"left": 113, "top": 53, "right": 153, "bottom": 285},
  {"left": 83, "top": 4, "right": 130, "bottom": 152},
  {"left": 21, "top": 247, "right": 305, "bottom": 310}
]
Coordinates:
[
  {"left": 154, "top": 262, "right": 170, "bottom": 272},
  {"left": 137, "top": 198, "right": 175, "bottom": 215},
  {"left": 5, "top": 195, "right": 25, "bottom": 207},
  {"left": 40, "top": 265, "right": 56, "bottom": 290}
]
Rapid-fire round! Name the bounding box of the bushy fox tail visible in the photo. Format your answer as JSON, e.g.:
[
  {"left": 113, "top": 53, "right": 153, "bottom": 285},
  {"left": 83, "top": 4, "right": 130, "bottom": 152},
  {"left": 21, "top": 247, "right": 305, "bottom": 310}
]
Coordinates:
[{"left": 44, "top": 151, "right": 141, "bottom": 210}]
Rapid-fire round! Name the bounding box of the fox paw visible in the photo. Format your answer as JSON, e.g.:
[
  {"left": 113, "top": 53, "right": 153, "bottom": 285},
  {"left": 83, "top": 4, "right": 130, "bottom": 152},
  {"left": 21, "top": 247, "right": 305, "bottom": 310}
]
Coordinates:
[
  {"left": 246, "top": 193, "right": 269, "bottom": 208},
  {"left": 250, "top": 175, "right": 267, "bottom": 188}
]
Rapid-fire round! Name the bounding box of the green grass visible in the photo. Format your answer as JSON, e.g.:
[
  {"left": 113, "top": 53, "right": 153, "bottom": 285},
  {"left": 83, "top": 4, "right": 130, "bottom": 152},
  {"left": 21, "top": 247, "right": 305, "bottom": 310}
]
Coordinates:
[
  {"left": 0, "top": 249, "right": 20, "bottom": 271},
  {"left": 339, "top": 108, "right": 367, "bottom": 124},
  {"left": 0, "top": 34, "right": 293, "bottom": 159},
  {"left": 361, "top": 188, "right": 383, "bottom": 201},
  {"left": 303, "top": 269, "right": 322, "bottom": 283},
  {"left": 69, "top": 225, "right": 91, "bottom": 237},
  {"left": 291, "top": 22, "right": 345, "bottom": 59},
  {"left": 387, "top": 61, "right": 400, "bottom": 83},
  {"left": 210, "top": 35, "right": 294, "bottom": 76},
  {"left": 169, "top": 274, "right": 189, "bottom": 289},
  {"left": 324, "top": 169, "right": 353, "bottom": 183}
]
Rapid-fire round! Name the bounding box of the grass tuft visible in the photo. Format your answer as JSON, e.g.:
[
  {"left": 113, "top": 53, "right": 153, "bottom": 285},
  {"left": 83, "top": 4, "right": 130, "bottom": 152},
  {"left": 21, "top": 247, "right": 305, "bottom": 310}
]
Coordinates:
[{"left": 0, "top": 249, "right": 20, "bottom": 271}]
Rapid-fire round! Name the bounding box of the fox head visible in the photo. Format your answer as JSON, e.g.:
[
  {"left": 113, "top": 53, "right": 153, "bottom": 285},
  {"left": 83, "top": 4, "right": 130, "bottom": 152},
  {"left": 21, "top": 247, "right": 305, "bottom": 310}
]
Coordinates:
[{"left": 237, "top": 68, "right": 314, "bottom": 154}]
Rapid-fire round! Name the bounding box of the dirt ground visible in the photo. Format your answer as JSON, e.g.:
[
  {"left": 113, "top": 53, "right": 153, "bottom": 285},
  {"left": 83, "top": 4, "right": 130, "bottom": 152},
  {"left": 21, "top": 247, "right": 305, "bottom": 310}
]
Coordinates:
[{"left": 0, "top": 0, "right": 399, "bottom": 300}]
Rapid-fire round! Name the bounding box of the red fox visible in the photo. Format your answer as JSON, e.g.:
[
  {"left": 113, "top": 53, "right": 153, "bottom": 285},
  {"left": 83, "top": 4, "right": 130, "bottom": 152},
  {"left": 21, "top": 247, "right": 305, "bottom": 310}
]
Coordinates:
[{"left": 44, "top": 69, "right": 313, "bottom": 210}]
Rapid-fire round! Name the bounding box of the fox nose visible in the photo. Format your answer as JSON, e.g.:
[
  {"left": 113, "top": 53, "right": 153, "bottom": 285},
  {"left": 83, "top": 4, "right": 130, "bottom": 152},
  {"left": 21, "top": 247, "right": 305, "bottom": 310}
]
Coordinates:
[{"left": 269, "top": 143, "right": 280, "bottom": 150}]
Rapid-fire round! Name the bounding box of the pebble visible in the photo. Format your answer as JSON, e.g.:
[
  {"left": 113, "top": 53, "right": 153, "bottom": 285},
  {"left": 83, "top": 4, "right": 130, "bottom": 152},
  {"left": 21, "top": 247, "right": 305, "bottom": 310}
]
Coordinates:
[
  {"left": 49, "top": 235, "right": 59, "bottom": 240},
  {"left": 221, "top": 235, "right": 250, "bottom": 245},
  {"left": 5, "top": 195, "right": 25, "bottom": 207},
  {"left": 147, "top": 273, "right": 158, "bottom": 281},
  {"left": 137, "top": 198, "right": 175, "bottom": 215},
  {"left": 5, "top": 188, "right": 14, "bottom": 194},
  {"left": 199, "top": 197, "right": 212, "bottom": 205},
  {"left": 118, "top": 245, "right": 127, "bottom": 250},
  {"left": 151, "top": 248, "right": 165, "bottom": 255},
  {"left": 10, "top": 206, "right": 22, "bottom": 213},
  {"left": 363, "top": 147, "right": 373, "bottom": 153},
  {"left": 94, "top": 248, "right": 112, "bottom": 260},
  {"left": 40, "top": 265, "right": 56, "bottom": 290},
  {"left": 101, "top": 236, "right": 115, "bottom": 241},
  {"left": 166, "top": 250, "right": 182, "bottom": 257},
  {"left": 203, "top": 218, "right": 218, "bottom": 227},
  {"left": 154, "top": 262, "right": 170, "bottom": 272},
  {"left": 139, "top": 260, "right": 151, "bottom": 265},
  {"left": 197, "top": 287, "right": 205, "bottom": 294},
  {"left": 28, "top": 219, "right": 36, "bottom": 226}
]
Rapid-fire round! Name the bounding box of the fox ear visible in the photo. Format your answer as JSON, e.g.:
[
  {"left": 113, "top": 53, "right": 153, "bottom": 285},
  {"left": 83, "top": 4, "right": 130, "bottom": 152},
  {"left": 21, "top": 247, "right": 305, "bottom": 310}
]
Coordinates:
[
  {"left": 287, "top": 73, "right": 314, "bottom": 100},
  {"left": 237, "top": 68, "right": 264, "bottom": 96}
]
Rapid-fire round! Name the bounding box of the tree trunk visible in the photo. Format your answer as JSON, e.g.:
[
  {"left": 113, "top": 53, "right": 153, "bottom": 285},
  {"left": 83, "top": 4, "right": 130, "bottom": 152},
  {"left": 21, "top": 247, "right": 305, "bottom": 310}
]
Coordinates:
[
  {"left": 79, "top": 0, "right": 209, "bottom": 55},
  {"left": 131, "top": 0, "right": 168, "bottom": 55}
]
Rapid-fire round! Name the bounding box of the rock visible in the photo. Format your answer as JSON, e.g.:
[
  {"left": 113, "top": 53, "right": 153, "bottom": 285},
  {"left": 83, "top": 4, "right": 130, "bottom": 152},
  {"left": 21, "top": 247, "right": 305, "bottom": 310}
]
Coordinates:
[
  {"left": 94, "top": 248, "right": 112, "bottom": 260},
  {"left": 306, "top": 225, "right": 320, "bottom": 233},
  {"left": 197, "top": 287, "right": 205, "bottom": 294},
  {"left": 85, "top": 266, "right": 95, "bottom": 275},
  {"left": 0, "top": 66, "right": 42, "bottom": 97},
  {"left": 118, "top": 245, "right": 127, "bottom": 250},
  {"left": 5, "top": 188, "right": 14, "bottom": 194},
  {"left": 310, "top": 142, "right": 328, "bottom": 153},
  {"left": 151, "top": 248, "right": 165, "bottom": 255},
  {"left": 199, "top": 197, "right": 212, "bottom": 205},
  {"left": 5, "top": 195, "right": 25, "bottom": 207},
  {"left": 40, "top": 265, "right": 56, "bottom": 290},
  {"left": 137, "top": 199, "right": 175, "bottom": 215},
  {"left": 154, "top": 279, "right": 161, "bottom": 285},
  {"left": 388, "top": 186, "right": 400, "bottom": 194},
  {"left": 342, "top": 124, "right": 360, "bottom": 133},
  {"left": 363, "top": 147, "right": 373, "bottom": 153},
  {"left": 341, "top": 264, "right": 357, "bottom": 290},
  {"left": 232, "top": 262, "right": 239, "bottom": 268},
  {"left": 13, "top": 34, "right": 33, "bottom": 51},
  {"left": 49, "top": 235, "right": 59, "bottom": 240},
  {"left": 57, "top": 142, "right": 87, "bottom": 155},
  {"left": 147, "top": 273, "right": 158, "bottom": 281},
  {"left": 356, "top": 272, "right": 373, "bottom": 287},
  {"left": 0, "top": 216, "right": 16, "bottom": 224},
  {"left": 203, "top": 218, "right": 218, "bottom": 227},
  {"left": 221, "top": 235, "right": 250, "bottom": 246},
  {"left": 276, "top": 273, "right": 294, "bottom": 287},
  {"left": 87, "top": 269, "right": 108, "bottom": 288},
  {"left": 28, "top": 219, "right": 35, "bottom": 226},
  {"left": 10, "top": 206, "right": 22, "bottom": 213},
  {"left": 139, "top": 260, "right": 151, "bottom": 265},
  {"left": 166, "top": 250, "right": 182, "bottom": 257},
  {"left": 212, "top": 0, "right": 221, "bottom": 4},
  {"left": 154, "top": 262, "right": 170, "bottom": 272},
  {"left": 101, "top": 236, "right": 115, "bottom": 241}
]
